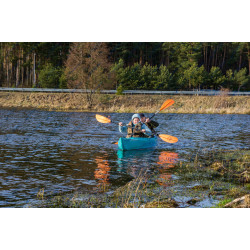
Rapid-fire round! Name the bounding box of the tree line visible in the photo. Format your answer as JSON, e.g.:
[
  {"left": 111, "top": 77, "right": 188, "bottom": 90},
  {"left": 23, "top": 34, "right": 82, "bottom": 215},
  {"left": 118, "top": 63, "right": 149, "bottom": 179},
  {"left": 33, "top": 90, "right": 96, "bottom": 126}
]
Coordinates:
[{"left": 0, "top": 42, "right": 249, "bottom": 92}]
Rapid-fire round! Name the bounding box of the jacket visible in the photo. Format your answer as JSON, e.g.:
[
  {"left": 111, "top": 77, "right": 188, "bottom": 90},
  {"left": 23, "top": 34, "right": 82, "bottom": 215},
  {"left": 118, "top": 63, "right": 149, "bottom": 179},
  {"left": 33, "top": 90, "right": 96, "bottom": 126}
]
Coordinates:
[{"left": 119, "top": 121, "right": 151, "bottom": 137}]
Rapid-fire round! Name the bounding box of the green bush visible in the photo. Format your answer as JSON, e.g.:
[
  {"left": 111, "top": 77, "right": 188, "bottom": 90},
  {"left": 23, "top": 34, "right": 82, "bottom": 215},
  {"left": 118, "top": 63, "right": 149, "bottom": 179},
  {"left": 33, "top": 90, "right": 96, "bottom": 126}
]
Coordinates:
[
  {"left": 116, "top": 84, "right": 124, "bottom": 95},
  {"left": 139, "top": 63, "right": 158, "bottom": 89},
  {"left": 154, "top": 65, "right": 173, "bottom": 90},
  {"left": 38, "top": 64, "right": 62, "bottom": 88},
  {"left": 59, "top": 71, "right": 67, "bottom": 89},
  {"left": 234, "top": 68, "right": 249, "bottom": 91},
  {"left": 111, "top": 60, "right": 249, "bottom": 91},
  {"left": 180, "top": 63, "right": 207, "bottom": 89},
  {"left": 225, "top": 68, "right": 249, "bottom": 91},
  {"left": 208, "top": 66, "right": 226, "bottom": 89}
]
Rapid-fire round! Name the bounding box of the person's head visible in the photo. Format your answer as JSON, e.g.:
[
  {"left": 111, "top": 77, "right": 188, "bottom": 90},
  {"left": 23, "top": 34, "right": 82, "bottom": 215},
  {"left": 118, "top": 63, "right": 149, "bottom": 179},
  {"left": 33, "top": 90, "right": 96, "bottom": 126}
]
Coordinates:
[
  {"left": 139, "top": 113, "right": 146, "bottom": 123},
  {"left": 131, "top": 114, "right": 141, "bottom": 125}
]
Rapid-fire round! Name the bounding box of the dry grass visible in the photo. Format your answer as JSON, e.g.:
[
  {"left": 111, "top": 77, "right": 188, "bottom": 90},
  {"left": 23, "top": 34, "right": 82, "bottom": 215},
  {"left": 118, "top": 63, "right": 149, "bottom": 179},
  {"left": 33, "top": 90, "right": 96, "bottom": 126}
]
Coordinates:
[
  {"left": 0, "top": 92, "right": 249, "bottom": 114},
  {"left": 224, "top": 194, "right": 250, "bottom": 208}
]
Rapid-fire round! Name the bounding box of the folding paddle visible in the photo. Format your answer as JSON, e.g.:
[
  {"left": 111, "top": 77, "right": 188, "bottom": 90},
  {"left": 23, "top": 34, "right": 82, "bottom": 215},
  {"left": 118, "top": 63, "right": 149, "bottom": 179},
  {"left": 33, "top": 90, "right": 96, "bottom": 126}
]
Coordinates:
[{"left": 95, "top": 114, "right": 178, "bottom": 144}]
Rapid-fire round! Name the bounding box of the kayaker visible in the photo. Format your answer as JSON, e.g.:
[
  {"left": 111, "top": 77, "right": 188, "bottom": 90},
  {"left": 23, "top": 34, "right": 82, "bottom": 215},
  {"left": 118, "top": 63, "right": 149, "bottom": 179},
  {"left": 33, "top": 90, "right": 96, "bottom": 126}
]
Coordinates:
[
  {"left": 139, "top": 113, "right": 159, "bottom": 135},
  {"left": 119, "top": 114, "right": 151, "bottom": 138}
]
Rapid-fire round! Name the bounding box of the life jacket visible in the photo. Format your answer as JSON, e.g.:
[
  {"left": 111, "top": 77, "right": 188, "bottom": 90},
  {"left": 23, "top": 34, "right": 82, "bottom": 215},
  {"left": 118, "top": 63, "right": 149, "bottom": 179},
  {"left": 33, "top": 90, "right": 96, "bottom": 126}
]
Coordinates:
[
  {"left": 127, "top": 121, "right": 148, "bottom": 138},
  {"left": 145, "top": 120, "right": 159, "bottom": 134}
]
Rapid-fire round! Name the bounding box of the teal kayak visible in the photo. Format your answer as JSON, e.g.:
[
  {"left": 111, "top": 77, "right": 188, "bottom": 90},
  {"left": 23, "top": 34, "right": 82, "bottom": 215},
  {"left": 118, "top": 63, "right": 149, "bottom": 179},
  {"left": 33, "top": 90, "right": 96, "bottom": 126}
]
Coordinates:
[{"left": 118, "top": 137, "right": 157, "bottom": 151}]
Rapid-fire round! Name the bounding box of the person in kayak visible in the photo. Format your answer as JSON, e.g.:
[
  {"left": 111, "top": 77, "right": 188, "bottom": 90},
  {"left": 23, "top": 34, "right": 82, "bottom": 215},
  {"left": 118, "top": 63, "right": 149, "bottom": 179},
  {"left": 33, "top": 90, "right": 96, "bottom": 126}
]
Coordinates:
[
  {"left": 139, "top": 113, "right": 159, "bottom": 135},
  {"left": 119, "top": 114, "right": 151, "bottom": 138}
]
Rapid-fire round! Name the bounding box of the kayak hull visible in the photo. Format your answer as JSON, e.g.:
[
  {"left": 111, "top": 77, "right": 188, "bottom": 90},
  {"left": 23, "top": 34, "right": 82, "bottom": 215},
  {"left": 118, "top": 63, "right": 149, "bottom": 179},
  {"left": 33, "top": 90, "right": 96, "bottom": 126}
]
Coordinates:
[{"left": 118, "top": 137, "right": 157, "bottom": 151}]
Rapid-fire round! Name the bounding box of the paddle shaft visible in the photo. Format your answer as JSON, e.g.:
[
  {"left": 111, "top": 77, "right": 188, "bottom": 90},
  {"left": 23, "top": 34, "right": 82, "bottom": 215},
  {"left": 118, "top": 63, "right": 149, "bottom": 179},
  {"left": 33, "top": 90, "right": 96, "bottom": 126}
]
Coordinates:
[{"left": 149, "top": 110, "right": 160, "bottom": 120}]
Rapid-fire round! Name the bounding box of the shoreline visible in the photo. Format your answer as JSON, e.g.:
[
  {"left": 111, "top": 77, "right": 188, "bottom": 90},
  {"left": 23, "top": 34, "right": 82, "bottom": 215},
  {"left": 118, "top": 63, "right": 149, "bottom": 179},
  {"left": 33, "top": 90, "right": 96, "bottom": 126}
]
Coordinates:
[
  {"left": 33, "top": 149, "right": 250, "bottom": 208},
  {"left": 0, "top": 92, "right": 249, "bottom": 114}
]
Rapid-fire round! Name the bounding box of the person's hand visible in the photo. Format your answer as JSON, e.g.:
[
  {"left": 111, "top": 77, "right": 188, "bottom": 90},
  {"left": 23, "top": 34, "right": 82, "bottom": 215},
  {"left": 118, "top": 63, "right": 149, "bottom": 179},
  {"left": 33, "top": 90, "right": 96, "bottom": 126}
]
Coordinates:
[
  {"left": 145, "top": 118, "right": 150, "bottom": 123},
  {"left": 142, "top": 129, "right": 146, "bottom": 133},
  {"left": 119, "top": 122, "right": 123, "bottom": 126}
]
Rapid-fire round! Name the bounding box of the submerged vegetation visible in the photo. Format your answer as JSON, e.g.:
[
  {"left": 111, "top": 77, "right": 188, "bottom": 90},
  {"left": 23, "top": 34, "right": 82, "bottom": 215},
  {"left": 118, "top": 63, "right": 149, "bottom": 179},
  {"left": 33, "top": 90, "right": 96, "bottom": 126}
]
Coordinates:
[{"left": 32, "top": 149, "right": 250, "bottom": 208}]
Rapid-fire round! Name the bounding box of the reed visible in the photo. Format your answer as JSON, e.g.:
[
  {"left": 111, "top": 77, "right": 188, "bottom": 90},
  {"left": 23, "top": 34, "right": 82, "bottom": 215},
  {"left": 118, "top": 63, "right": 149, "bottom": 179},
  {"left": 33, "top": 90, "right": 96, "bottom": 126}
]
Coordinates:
[{"left": 0, "top": 92, "right": 249, "bottom": 114}]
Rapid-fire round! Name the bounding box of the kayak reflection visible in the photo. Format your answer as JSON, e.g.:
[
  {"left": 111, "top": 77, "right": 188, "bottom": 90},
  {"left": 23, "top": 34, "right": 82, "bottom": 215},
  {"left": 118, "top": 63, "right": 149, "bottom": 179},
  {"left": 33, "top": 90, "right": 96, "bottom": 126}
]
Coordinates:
[
  {"left": 116, "top": 149, "right": 179, "bottom": 183},
  {"left": 117, "top": 149, "right": 155, "bottom": 178}
]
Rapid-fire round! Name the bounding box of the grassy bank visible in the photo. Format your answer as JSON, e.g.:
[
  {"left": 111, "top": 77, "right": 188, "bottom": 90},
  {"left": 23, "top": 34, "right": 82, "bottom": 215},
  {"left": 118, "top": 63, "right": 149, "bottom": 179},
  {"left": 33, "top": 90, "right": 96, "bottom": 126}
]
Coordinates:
[
  {"left": 32, "top": 150, "right": 249, "bottom": 208},
  {"left": 0, "top": 92, "right": 249, "bottom": 114}
]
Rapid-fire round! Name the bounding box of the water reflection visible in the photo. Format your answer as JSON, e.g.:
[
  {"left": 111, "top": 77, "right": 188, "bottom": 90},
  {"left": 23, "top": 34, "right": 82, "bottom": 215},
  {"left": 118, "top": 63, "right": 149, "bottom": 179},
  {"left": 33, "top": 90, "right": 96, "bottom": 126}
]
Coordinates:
[
  {"left": 94, "top": 155, "right": 111, "bottom": 190},
  {"left": 157, "top": 151, "right": 179, "bottom": 167},
  {"left": 117, "top": 149, "right": 179, "bottom": 187},
  {"left": 156, "top": 151, "right": 179, "bottom": 187},
  {"left": 117, "top": 149, "right": 155, "bottom": 178}
]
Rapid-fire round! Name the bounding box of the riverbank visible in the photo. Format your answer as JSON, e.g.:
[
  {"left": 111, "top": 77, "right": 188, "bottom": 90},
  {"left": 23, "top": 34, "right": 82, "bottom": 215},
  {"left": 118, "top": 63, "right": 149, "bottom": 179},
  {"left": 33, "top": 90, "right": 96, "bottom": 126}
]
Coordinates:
[
  {"left": 32, "top": 149, "right": 250, "bottom": 208},
  {"left": 0, "top": 92, "right": 249, "bottom": 114}
]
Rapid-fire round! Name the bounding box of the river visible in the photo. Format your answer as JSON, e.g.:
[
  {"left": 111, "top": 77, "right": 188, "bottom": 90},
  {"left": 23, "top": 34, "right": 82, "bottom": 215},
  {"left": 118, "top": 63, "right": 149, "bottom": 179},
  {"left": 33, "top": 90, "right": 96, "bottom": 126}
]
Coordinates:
[{"left": 0, "top": 108, "right": 249, "bottom": 207}]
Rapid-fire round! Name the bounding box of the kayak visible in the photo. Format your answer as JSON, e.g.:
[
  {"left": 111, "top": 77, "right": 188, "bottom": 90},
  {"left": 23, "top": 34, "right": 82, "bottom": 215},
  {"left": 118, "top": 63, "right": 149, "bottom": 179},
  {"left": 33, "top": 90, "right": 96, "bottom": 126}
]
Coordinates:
[{"left": 118, "top": 137, "right": 158, "bottom": 151}]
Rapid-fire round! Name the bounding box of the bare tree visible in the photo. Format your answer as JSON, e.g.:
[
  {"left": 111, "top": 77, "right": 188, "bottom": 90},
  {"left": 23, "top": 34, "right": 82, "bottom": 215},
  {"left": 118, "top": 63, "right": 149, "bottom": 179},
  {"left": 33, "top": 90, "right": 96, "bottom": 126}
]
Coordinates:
[{"left": 65, "top": 42, "right": 111, "bottom": 108}]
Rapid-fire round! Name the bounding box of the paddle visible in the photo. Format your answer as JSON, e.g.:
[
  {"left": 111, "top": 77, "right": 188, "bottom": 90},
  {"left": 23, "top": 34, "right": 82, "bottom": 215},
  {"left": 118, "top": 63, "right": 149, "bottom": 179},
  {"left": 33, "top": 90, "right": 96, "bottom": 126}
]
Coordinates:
[
  {"left": 96, "top": 99, "right": 174, "bottom": 124},
  {"left": 95, "top": 114, "right": 178, "bottom": 144},
  {"left": 95, "top": 114, "right": 113, "bottom": 124},
  {"left": 157, "top": 134, "right": 178, "bottom": 143},
  {"left": 149, "top": 99, "right": 174, "bottom": 120}
]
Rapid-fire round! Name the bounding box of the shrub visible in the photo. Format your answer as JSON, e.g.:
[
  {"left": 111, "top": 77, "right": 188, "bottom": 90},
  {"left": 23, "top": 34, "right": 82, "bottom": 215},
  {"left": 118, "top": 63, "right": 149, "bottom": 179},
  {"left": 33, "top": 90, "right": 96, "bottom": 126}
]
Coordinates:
[
  {"left": 38, "top": 64, "right": 62, "bottom": 88},
  {"left": 208, "top": 66, "right": 226, "bottom": 89},
  {"left": 116, "top": 84, "right": 124, "bottom": 95},
  {"left": 154, "top": 65, "right": 173, "bottom": 90},
  {"left": 234, "top": 68, "right": 249, "bottom": 91},
  {"left": 59, "top": 71, "right": 67, "bottom": 89}
]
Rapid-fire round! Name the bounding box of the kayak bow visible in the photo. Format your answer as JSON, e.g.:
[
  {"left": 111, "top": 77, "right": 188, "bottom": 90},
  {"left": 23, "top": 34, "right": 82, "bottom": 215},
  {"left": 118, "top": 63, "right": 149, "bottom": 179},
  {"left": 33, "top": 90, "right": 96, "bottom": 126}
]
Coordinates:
[{"left": 118, "top": 137, "right": 157, "bottom": 151}]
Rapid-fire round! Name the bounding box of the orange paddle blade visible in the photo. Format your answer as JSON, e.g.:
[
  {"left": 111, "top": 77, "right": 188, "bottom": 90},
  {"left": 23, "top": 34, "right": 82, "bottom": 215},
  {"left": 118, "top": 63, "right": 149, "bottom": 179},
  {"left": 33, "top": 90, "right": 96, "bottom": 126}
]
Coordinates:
[
  {"left": 159, "top": 99, "right": 174, "bottom": 111},
  {"left": 114, "top": 142, "right": 118, "bottom": 145},
  {"left": 158, "top": 134, "right": 178, "bottom": 143},
  {"left": 95, "top": 114, "right": 111, "bottom": 123}
]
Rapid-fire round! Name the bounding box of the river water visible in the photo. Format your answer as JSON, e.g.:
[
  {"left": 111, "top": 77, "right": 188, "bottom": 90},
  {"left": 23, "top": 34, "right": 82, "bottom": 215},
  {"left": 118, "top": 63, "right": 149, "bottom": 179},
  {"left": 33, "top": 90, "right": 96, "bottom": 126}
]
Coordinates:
[{"left": 0, "top": 108, "right": 249, "bottom": 207}]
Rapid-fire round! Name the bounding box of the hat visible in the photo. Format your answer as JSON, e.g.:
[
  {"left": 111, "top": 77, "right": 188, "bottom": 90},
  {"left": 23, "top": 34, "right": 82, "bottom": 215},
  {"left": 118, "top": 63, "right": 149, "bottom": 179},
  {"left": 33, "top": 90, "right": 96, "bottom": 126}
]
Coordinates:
[{"left": 131, "top": 114, "right": 141, "bottom": 120}]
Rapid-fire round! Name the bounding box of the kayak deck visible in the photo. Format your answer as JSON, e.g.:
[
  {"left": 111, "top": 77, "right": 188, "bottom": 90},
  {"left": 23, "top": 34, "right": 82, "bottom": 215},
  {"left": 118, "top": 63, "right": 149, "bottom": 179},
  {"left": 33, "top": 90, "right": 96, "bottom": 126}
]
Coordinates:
[{"left": 118, "top": 137, "right": 157, "bottom": 151}]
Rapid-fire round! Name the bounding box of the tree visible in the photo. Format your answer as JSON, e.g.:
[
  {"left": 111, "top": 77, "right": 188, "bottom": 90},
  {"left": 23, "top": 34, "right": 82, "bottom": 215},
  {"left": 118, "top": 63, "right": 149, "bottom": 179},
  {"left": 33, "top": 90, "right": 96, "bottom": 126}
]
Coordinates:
[
  {"left": 234, "top": 68, "right": 249, "bottom": 91},
  {"left": 139, "top": 63, "right": 158, "bottom": 89},
  {"left": 65, "top": 42, "right": 111, "bottom": 107},
  {"left": 208, "top": 66, "right": 226, "bottom": 89},
  {"left": 38, "top": 64, "right": 62, "bottom": 88},
  {"left": 154, "top": 65, "right": 173, "bottom": 90},
  {"left": 179, "top": 63, "right": 207, "bottom": 90}
]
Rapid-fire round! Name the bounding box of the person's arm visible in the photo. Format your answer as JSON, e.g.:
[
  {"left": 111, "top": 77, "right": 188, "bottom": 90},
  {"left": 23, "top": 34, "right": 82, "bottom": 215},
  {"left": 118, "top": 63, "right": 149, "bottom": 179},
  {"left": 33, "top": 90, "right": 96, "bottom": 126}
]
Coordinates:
[
  {"left": 146, "top": 118, "right": 159, "bottom": 128},
  {"left": 119, "top": 122, "right": 127, "bottom": 134},
  {"left": 142, "top": 124, "right": 152, "bottom": 135}
]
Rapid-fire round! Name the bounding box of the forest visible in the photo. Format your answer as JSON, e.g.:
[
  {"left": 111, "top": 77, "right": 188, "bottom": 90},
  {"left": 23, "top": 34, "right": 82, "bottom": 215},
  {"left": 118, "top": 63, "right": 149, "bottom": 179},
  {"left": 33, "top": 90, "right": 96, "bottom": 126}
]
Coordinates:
[{"left": 0, "top": 42, "right": 249, "bottom": 91}]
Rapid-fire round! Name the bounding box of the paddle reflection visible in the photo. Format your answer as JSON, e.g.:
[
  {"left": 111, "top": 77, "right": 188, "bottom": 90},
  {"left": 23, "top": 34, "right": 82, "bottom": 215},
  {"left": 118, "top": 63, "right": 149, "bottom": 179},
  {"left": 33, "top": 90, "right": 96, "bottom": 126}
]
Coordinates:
[
  {"left": 94, "top": 155, "right": 111, "bottom": 190},
  {"left": 156, "top": 151, "right": 179, "bottom": 187}
]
